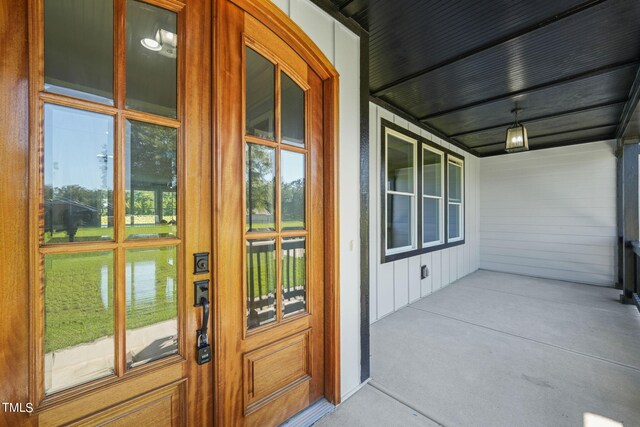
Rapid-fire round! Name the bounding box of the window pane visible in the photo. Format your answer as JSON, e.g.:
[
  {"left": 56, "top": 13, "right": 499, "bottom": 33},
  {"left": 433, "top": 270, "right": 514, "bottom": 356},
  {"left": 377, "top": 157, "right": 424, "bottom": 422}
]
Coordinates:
[
  {"left": 448, "top": 161, "right": 462, "bottom": 203},
  {"left": 247, "top": 239, "right": 276, "bottom": 329},
  {"left": 449, "top": 203, "right": 461, "bottom": 240},
  {"left": 423, "top": 197, "right": 441, "bottom": 244},
  {"left": 387, "top": 194, "right": 412, "bottom": 250},
  {"left": 246, "top": 48, "right": 275, "bottom": 140},
  {"left": 423, "top": 149, "right": 442, "bottom": 196},
  {"left": 126, "top": 0, "right": 177, "bottom": 118},
  {"left": 282, "top": 237, "right": 306, "bottom": 317},
  {"left": 246, "top": 144, "right": 276, "bottom": 232},
  {"left": 44, "top": 251, "right": 114, "bottom": 394},
  {"left": 387, "top": 134, "right": 414, "bottom": 193},
  {"left": 44, "top": 0, "right": 114, "bottom": 104},
  {"left": 281, "top": 150, "right": 305, "bottom": 231},
  {"left": 44, "top": 104, "right": 114, "bottom": 243},
  {"left": 126, "top": 247, "right": 178, "bottom": 369},
  {"left": 281, "top": 72, "right": 305, "bottom": 147},
  {"left": 126, "top": 120, "right": 177, "bottom": 239}
]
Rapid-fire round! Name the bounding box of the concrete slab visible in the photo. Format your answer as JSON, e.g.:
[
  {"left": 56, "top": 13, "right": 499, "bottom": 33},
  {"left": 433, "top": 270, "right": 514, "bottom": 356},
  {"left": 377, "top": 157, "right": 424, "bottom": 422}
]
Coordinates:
[
  {"left": 314, "top": 384, "right": 440, "bottom": 427},
  {"left": 316, "top": 270, "right": 640, "bottom": 427},
  {"left": 410, "top": 271, "right": 640, "bottom": 369},
  {"left": 371, "top": 307, "right": 640, "bottom": 427}
]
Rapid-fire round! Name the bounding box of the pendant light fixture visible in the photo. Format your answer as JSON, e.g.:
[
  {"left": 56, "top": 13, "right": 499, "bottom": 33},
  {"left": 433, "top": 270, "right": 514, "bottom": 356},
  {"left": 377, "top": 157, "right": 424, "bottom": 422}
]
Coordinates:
[{"left": 505, "top": 107, "right": 529, "bottom": 153}]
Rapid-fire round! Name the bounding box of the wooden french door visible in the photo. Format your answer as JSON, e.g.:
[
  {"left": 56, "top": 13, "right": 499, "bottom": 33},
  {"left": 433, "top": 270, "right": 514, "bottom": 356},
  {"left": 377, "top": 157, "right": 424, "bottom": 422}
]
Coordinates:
[
  {"left": 214, "top": 1, "right": 340, "bottom": 426},
  {"left": 22, "top": 0, "right": 213, "bottom": 425}
]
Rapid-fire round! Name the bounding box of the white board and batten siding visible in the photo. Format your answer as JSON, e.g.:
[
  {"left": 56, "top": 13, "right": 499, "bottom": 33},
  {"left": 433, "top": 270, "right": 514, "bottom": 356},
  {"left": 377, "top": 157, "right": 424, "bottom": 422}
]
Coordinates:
[
  {"left": 480, "top": 141, "right": 617, "bottom": 286},
  {"left": 271, "top": 0, "right": 362, "bottom": 399},
  {"left": 369, "top": 102, "right": 481, "bottom": 322}
]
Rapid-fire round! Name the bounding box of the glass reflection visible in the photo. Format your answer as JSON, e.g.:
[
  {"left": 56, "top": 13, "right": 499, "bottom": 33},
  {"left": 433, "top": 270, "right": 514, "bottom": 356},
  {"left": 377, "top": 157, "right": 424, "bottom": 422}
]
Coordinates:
[
  {"left": 423, "top": 197, "right": 440, "bottom": 244},
  {"left": 281, "top": 72, "right": 305, "bottom": 146},
  {"left": 44, "top": 0, "right": 114, "bottom": 104},
  {"left": 44, "top": 104, "right": 114, "bottom": 243},
  {"left": 387, "top": 194, "right": 412, "bottom": 250},
  {"left": 387, "top": 134, "right": 414, "bottom": 193},
  {"left": 246, "top": 48, "right": 275, "bottom": 140},
  {"left": 246, "top": 144, "right": 276, "bottom": 232},
  {"left": 126, "top": 247, "right": 178, "bottom": 369},
  {"left": 281, "top": 151, "right": 305, "bottom": 231},
  {"left": 449, "top": 204, "right": 461, "bottom": 240},
  {"left": 448, "top": 162, "right": 462, "bottom": 202},
  {"left": 126, "top": 0, "right": 177, "bottom": 118},
  {"left": 125, "top": 120, "right": 177, "bottom": 239},
  {"left": 282, "top": 237, "right": 306, "bottom": 317},
  {"left": 246, "top": 239, "right": 276, "bottom": 329},
  {"left": 423, "top": 149, "right": 442, "bottom": 197},
  {"left": 44, "top": 251, "right": 114, "bottom": 394}
]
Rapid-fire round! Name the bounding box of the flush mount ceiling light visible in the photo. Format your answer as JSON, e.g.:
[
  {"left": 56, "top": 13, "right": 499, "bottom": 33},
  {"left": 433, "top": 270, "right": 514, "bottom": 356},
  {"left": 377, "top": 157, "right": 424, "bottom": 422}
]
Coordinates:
[
  {"left": 505, "top": 107, "right": 529, "bottom": 153},
  {"left": 140, "top": 29, "right": 178, "bottom": 58},
  {"left": 140, "top": 37, "right": 161, "bottom": 51}
]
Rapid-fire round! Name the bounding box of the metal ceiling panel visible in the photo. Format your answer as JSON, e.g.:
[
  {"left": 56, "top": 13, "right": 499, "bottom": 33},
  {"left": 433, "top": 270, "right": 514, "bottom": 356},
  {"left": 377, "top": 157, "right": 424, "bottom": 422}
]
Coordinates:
[
  {"left": 330, "top": 0, "right": 640, "bottom": 155},
  {"left": 380, "top": 0, "right": 640, "bottom": 120},
  {"left": 429, "top": 65, "right": 637, "bottom": 136},
  {"left": 457, "top": 103, "right": 623, "bottom": 148},
  {"left": 366, "top": 0, "right": 591, "bottom": 91},
  {"left": 475, "top": 126, "right": 616, "bottom": 155}
]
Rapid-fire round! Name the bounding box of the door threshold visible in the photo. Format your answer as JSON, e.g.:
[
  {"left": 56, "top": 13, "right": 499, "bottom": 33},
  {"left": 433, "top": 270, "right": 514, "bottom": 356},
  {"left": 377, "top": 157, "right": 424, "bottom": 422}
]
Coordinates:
[{"left": 279, "top": 398, "right": 335, "bottom": 427}]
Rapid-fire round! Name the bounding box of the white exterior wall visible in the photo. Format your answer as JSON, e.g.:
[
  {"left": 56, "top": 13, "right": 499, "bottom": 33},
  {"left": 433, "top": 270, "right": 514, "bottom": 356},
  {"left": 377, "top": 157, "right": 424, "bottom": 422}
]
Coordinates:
[
  {"left": 369, "top": 103, "right": 481, "bottom": 322},
  {"left": 479, "top": 141, "right": 617, "bottom": 286},
  {"left": 272, "top": 0, "right": 362, "bottom": 399}
]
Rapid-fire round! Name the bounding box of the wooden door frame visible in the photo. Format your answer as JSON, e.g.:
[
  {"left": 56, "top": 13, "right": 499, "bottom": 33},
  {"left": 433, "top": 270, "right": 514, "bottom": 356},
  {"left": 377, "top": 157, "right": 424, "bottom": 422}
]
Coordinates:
[{"left": 212, "top": 0, "right": 341, "bottom": 421}]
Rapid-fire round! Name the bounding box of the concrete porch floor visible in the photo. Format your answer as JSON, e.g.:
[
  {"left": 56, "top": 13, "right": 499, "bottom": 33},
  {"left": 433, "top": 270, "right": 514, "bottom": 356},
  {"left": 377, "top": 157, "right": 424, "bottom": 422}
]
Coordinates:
[{"left": 315, "top": 270, "right": 640, "bottom": 427}]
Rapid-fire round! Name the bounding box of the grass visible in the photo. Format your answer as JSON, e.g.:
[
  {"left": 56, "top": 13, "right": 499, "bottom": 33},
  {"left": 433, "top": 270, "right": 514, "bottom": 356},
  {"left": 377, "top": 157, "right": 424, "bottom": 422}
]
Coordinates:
[
  {"left": 45, "top": 224, "right": 176, "bottom": 243},
  {"left": 44, "top": 248, "right": 177, "bottom": 353},
  {"left": 246, "top": 247, "right": 305, "bottom": 301},
  {"left": 44, "top": 236, "right": 305, "bottom": 353}
]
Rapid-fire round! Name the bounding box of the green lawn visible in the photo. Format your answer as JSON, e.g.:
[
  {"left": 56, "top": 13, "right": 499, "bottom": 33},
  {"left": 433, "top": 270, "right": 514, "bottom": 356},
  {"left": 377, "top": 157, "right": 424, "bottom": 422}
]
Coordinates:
[
  {"left": 45, "top": 237, "right": 306, "bottom": 353},
  {"left": 44, "top": 248, "right": 177, "bottom": 353},
  {"left": 45, "top": 224, "right": 176, "bottom": 243}
]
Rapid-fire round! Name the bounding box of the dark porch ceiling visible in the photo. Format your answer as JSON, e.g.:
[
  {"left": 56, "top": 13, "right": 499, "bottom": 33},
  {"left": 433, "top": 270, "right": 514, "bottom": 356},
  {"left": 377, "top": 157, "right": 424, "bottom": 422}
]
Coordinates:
[{"left": 329, "top": 0, "right": 640, "bottom": 156}]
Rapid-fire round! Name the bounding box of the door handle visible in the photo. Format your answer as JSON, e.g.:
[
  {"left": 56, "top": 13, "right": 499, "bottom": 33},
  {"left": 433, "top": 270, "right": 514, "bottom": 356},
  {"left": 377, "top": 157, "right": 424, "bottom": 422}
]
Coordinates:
[{"left": 194, "top": 280, "right": 211, "bottom": 365}]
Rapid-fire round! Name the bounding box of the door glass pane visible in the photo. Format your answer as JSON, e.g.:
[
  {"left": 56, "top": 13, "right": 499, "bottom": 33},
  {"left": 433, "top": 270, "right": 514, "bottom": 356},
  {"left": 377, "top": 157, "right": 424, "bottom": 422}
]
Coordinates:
[
  {"left": 449, "top": 204, "right": 461, "bottom": 240},
  {"left": 387, "top": 194, "right": 412, "bottom": 250},
  {"left": 44, "top": 0, "right": 114, "bottom": 104},
  {"left": 423, "top": 197, "right": 441, "bottom": 244},
  {"left": 126, "top": 0, "right": 177, "bottom": 118},
  {"left": 44, "top": 251, "right": 114, "bottom": 394},
  {"left": 126, "top": 247, "right": 178, "bottom": 369},
  {"left": 448, "top": 161, "right": 462, "bottom": 203},
  {"left": 246, "top": 48, "right": 275, "bottom": 140},
  {"left": 423, "top": 149, "right": 442, "bottom": 196},
  {"left": 282, "top": 237, "right": 306, "bottom": 318},
  {"left": 281, "top": 150, "right": 305, "bottom": 231},
  {"left": 247, "top": 239, "right": 276, "bottom": 329},
  {"left": 246, "top": 144, "right": 276, "bottom": 232},
  {"left": 44, "top": 104, "right": 114, "bottom": 243},
  {"left": 387, "top": 134, "right": 414, "bottom": 193},
  {"left": 125, "top": 120, "right": 177, "bottom": 239},
  {"left": 281, "top": 72, "right": 305, "bottom": 147}
]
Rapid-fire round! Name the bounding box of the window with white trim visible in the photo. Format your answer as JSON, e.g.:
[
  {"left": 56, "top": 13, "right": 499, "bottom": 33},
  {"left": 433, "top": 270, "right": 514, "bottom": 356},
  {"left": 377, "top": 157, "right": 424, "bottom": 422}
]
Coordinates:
[
  {"left": 422, "top": 145, "right": 444, "bottom": 246},
  {"left": 447, "top": 157, "right": 464, "bottom": 241},
  {"left": 381, "top": 120, "right": 465, "bottom": 261},
  {"left": 384, "top": 128, "right": 417, "bottom": 254}
]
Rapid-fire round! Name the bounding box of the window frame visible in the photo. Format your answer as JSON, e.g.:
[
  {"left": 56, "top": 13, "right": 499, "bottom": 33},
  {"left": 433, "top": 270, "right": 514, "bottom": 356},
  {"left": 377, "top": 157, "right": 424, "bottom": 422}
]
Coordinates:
[
  {"left": 447, "top": 157, "right": 465, "bottom": 243},
  {"left": 380, "top": 119, "right": 465, "bottom": 263},
  {"left": 383, "top": 127, "right": 418, "bottom": 255},
  {"left": 29, "top": 0, "right": 187, "bottom": 406},
  {"left": 422, "top": 144, "right": 445, "bottom": 248}
]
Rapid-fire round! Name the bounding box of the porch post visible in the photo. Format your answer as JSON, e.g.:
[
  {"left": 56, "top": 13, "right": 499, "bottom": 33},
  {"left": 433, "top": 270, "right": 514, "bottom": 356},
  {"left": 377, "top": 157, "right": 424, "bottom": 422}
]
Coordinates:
[{"left": 621, "top": 140, "right": 640, "bottom": 302}]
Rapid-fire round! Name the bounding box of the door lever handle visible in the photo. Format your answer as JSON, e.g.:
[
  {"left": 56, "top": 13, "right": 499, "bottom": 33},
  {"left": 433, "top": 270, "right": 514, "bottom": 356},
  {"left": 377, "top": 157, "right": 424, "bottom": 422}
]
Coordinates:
[
  {"left": 194, "top": 280, "right": 211, "bottom": 364},
  {"left": 199, "top": 297, "right": 209, "bottom": 341}
]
